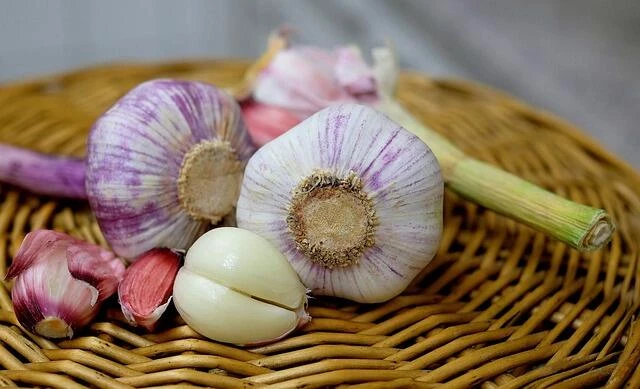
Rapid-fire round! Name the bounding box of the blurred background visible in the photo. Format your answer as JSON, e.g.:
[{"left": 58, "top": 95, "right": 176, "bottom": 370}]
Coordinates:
[{"left": 1, "top": 0, "right": 638, "bottom": 168}]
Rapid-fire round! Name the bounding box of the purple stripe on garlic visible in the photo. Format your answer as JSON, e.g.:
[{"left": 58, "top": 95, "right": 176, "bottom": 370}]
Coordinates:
[
  {"left": 86, "top": 80, "right": 256, "bottom": 259},
  {"left": 236, "top": 104, "right": 443, "bottom": 303}
]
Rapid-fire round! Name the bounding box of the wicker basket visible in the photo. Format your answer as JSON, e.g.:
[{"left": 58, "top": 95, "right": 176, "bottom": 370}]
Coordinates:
[{"left": 0, "top": 60, "right": 638, "bottom": 388}]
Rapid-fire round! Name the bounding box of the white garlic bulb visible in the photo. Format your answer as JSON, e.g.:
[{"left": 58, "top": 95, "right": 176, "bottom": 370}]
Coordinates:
[
  {"left": 172, "top": 227, "right": 310, "bottom": 346},
  {"left": 236, "top": 104, "right": 444, "bottom": 303},
  {"left": 86, "top": 80, "right": 256, "bottom": 259}
]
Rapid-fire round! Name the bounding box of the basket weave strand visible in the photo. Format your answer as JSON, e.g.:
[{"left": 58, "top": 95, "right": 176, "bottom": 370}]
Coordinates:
[{"left": 0, "top": 60, "right": 639, "bottom": 388}]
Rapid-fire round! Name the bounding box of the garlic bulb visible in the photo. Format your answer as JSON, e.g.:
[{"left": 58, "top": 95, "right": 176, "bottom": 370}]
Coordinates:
[
  {"left": 236, "top": 104, "right": 443, "bottom": 303},
  {"left": 7, "top": 230, "right": 125, "bottom": 338},
  {"left": 86, "top": 79, "right": 256, "bottom": 259},
  {"left": 173, "top": 227, "right": 310, "bottom": 346}
]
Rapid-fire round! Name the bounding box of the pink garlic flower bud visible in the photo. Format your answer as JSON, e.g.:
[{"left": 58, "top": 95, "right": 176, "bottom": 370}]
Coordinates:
[{"left": 6, "top": 230, "right": 125, "bottom": 338}]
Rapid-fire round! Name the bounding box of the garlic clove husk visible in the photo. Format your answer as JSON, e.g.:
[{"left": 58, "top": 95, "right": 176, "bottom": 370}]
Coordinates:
[
  {"left": 236, "top": 104, "right": 444, "bottom": 303},
  {"left": 248, "top": 31, "right": 385, "bottom": 113},
  {"left": 118, "top": 248, "right": 182, "bottom": 331},
  {"left": 238, "top": 30, "right": 394, "bottom": 146},
  {"left": 86, "top": 79, "right": 256, "bottom": 260},
  {"left": 173, "top": 227, "right": 310, "bottom": 346},
  {"left": 7, "top": 230, "right": 126, "bottom": 338}
]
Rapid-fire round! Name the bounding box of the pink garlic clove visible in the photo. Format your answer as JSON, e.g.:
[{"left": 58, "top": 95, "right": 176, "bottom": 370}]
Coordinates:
[
  {"left": 240, "top": 100, "right": 301, "bottom": 146},
  {"left": 118, "top": 248, "right": 182, "bottom": 331},
  {"left": 7, "top": 230, "right": 126, "bottom": 338}
]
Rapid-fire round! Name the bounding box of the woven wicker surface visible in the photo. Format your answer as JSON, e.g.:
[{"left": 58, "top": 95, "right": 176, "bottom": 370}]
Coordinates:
[{"left": 0, "top": 60, "right": 639, "bottom": 388}]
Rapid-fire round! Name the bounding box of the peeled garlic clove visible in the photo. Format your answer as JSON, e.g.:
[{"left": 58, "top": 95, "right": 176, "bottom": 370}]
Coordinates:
[
  {"left": 7, "top": 230, "right": 125, "bottom": 338},
  {"left": 86, "top": 79, "right": 256, "bottom": 259},
  {"left": 118, "top": 248, "right": 181, "bottom": 331},
  {"left": 173, "top": 227, "right": 310, "bottom": 346},
  {"left": 237, "top": 104, "right": 444, "bottom": 303}
]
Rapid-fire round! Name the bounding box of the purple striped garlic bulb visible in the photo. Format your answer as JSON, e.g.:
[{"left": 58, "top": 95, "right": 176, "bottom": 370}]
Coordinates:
[
  {"left": 236, "top": 104, "right": 443, "bottom": 303},
  {"left": 86, "top": 80, "right": 256, "bottom": 259}
]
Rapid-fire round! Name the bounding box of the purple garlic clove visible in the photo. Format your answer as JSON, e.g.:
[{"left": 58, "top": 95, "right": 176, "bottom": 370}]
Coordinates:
[{"left": 7, "top": 230, "right": 126, "bottom": 338}]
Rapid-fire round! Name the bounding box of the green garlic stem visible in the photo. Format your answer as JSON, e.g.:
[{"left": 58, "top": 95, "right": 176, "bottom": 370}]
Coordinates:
[{"left": 376, "top": 99, "right": 614, "bottom": 252}]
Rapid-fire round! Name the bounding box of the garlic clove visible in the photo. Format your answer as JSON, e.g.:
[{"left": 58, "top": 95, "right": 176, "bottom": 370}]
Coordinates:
[
  {"left": 86, "top": 80, "right": 256, "bottom": 260},
  {"left": 236, "top": 104, "right": 444, "bottom": 303},
  {"left": 118, "top": 248, "right": 182, "bottom": 331},
  {"left": 7, "top": 230, "right": 126, "bottom": 338},
  {"left": 173, "top": 227, "right": 310, "bottom": 346},
  {"left": 184, "top": 227, "right": 307, "bottom": 310},
  {"left": 240, "top": 100, "right": 301, "bottom": 146},
  {"left": 174, "top": 268, "right": 306, "bottom": 346}
]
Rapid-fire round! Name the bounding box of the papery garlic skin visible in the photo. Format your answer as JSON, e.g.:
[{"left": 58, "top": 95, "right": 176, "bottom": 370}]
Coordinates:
[
  {"left": 236, "top": 104, "right": 443, "bottom": 303},
  {"left": 173, "top": 227, "right": 310, "bottom": 346},
  {"left": 7, "top": 230, "right": 125, "bottom": 338},
  {"left": 86, "top": 80, "right": 256, "bottom": 259},
  {"left": 253, "top": 45, "right": 378, "bottom": 118},
  {"left": 118, "top": 248, "right": 181, "bottom": 331}
]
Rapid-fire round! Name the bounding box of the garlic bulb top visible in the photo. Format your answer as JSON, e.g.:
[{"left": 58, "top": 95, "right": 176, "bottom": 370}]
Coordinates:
[
  {"left": 86, "top": 80, "right": 256, "bottom": 259},
  {"left": 236, "top": 104, "right": 443, "bottom": 303}
]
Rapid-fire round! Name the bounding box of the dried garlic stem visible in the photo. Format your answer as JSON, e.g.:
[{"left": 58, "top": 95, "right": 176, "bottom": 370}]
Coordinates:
[{"left": 377, "top": 99, "right": 614, "bottom": 252}]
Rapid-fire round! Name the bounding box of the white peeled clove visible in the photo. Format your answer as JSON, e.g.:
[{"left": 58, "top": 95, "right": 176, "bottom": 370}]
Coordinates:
[
  {"left": 6, "top": 230, "right": 125, "bottom": 338},
  {"left": 173, "top": 227, "right": 310, "bottom": 346},
  {"left": 118, "top": 248, "right": 182, "bottom": 331}
]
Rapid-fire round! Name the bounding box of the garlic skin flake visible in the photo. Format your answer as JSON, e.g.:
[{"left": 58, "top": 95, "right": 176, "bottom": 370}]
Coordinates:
[
  {"left": 118, "top": 248, "right": 181, "bottom": 331},
  {"left": 173, "top": 227, "right": 310, "bottom": 346},
  {"left": 86, "top": 80, "right": 256, "bottom": 259},
  {"left": 236, "top": 104, "right": 443, "bottom": 303},
  {"left": 7, "top": 230, "right": 125, "bottom": 338}
]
